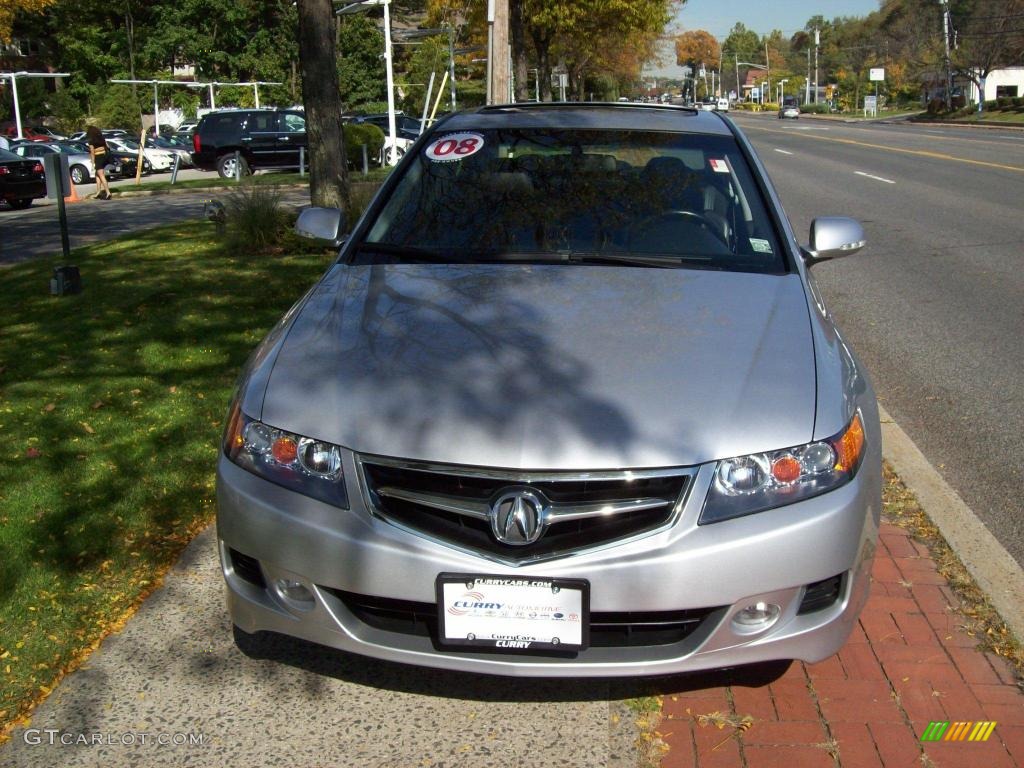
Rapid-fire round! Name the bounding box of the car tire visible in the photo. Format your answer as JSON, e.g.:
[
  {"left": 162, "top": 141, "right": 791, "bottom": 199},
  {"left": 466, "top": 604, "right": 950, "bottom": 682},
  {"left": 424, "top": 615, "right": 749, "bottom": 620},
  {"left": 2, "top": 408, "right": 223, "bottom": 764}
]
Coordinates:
[
  {"left": 217, "top": 153, "right": 250, "bottom": 179},
  {"left": 8, "top": 198, "right": 33, "bottom": 210},
  {"left": 70, "top": 164, "right": 90, "bottom": 185}
]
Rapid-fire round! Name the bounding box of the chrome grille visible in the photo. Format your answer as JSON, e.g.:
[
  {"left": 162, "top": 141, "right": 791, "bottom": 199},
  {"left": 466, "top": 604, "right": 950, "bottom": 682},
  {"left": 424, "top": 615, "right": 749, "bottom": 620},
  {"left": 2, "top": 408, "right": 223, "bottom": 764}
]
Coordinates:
[{"left": 358, "top": 456, "right": 693, "bottom": 564}]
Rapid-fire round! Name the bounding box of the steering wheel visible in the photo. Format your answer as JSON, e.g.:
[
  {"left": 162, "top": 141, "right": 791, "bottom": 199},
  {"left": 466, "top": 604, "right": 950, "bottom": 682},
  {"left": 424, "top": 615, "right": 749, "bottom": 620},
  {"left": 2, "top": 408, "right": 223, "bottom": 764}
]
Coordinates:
[{"left": 630, "top": 210, "right": 730, "bottom": 250}]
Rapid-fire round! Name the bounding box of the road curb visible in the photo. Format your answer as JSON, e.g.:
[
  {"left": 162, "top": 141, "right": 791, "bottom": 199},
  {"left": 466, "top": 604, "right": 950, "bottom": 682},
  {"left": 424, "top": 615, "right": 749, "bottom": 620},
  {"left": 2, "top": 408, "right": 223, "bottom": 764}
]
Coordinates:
[{"left": 878, "top": 403, "right": 1024, "bottom": 643}]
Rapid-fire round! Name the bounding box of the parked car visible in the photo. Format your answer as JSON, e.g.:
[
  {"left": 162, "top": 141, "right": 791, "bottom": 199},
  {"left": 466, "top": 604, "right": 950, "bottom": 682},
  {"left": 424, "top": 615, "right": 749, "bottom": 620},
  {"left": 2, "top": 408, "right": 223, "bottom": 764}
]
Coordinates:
[
  {"left": 146, "top": 136, "right": 193, "bottom": 167},
  {"left": 191, "top": 108, "right": 308, "bottom": 178},
  {"left": 176, "top": 121, "right": 198, "bottom": 135},
  {"left": 1, "top": 123, "right": 52, "bottom": 142},
  {"left": 699, "top": 99, "right": 717, "bottom": 111},
  {"left": 0, "top": 147, "right": 47, "bottom": 209},
  {"left": 716, "top": 98, "right": 730, "bottom": 112},
  {"left": 349, "top": 112, "right": 422, "bottom": 165},
  {"left": 217, "top": 102, "right": 881, "bottom": 678},
  {"left": 105, "top": 137, "right": 174, "bottom": 172},
  {"left": 779, "top": 97, "right": 800, "bottom": 119},
  {"left": 63, "top": 141, "right": 148, "bottom": 178},
  {"left": 10, "top": 140, "right": 95, "bottom": 185}
]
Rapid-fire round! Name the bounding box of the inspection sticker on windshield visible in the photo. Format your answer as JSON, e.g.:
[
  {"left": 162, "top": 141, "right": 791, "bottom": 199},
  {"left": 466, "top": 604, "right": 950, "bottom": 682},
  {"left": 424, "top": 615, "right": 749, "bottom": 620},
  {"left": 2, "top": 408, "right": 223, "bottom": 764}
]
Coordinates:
[
  {"left": 709, "top": 158, "right": 730, "bottom": 173},
  {"left": 750, "top": 238, "right": 773, "bottom": 253},
  {"left": 425, "top": 132, "right": 485, "bottom": 162}
]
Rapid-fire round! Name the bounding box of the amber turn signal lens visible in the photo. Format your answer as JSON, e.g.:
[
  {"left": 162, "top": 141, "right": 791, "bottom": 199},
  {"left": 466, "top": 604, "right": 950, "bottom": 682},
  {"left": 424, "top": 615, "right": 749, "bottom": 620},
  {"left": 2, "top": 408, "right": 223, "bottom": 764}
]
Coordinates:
[
  {"left": 272, "top": 437, "right": 298, "bottom": 464},
  {"left": 834, "top": 412, "right": 865, "bottom": 472},
  {"left": 771, "top": 455, "right": 802, "bottom": 483},
  {"left": 223, "top": 400, "right": 244, "bottom": 455}
]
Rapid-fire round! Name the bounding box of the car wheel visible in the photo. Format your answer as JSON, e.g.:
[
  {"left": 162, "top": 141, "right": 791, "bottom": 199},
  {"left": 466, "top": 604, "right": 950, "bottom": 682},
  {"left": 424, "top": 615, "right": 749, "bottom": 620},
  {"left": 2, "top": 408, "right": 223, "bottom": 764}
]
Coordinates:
[
  {"left": 70, "top": 164, "right": 89, "bottom": 185},
  {"left": 217, "top": 153, "right": 250, "bottom": 179},
  {"left": 382, "top": 145, "right": 405, "bottom": 167},
  {"left": 8, "top": 198, "right": 33, "bottom": 210}
]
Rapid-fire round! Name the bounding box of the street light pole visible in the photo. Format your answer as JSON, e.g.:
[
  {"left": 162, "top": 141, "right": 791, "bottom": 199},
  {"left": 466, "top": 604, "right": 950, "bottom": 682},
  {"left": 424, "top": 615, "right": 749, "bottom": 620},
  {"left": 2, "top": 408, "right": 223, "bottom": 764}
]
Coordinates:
[
  {"left": 337, "top": 0, "right": 397, "bottom": 164},
  {"left": 1, "top": 72, "right": 70, "bottom": 139},
  {"left": 940, "top": 0, "right": 953, "bottom": 110},
  {"left": 814, "top": 28, "right": 820, "bottom": 104}
]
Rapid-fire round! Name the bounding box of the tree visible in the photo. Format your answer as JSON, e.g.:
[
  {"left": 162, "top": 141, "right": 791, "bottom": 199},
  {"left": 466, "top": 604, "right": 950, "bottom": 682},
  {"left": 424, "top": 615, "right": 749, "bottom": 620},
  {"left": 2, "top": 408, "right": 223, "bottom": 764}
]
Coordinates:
[
  {"left": 0, "top": 0, "right": 55, "bottom": 44},
  {"left": 950, "top": 0, "right": 1024, "bottom": 111},
  {"left": 296, "top": 0, "right": 348, "bottom": 210},
  {"left": 675, "top": 29, "right": 720, "bottom": 70},
  {"left": 337, "top": 15, "right": 387, "bottom": 110}
]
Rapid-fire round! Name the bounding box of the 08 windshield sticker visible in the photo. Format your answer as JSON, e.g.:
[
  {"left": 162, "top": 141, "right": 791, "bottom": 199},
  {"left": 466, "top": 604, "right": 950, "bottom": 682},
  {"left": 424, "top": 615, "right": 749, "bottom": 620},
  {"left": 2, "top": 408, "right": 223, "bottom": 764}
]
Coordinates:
[{"left": 425, "top": 132, "right": 485, "bottom": 162}]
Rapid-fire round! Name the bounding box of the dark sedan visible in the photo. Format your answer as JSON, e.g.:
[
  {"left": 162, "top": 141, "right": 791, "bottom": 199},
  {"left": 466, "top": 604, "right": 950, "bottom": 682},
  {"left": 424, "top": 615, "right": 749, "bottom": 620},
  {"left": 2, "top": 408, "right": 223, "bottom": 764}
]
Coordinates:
[{"left": 0, "top": 147, "right": 46, "bottom": 209}]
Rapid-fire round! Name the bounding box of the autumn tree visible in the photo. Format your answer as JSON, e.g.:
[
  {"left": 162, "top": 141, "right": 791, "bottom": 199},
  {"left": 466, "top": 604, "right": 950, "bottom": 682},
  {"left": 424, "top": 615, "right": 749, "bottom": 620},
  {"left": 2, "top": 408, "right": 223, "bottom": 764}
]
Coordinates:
[
  {"left": 675, "top": 29, "right": 720, "bottom": 98},
  {"left": 0, "top": 0, "right": 55, "bottom": 44}
]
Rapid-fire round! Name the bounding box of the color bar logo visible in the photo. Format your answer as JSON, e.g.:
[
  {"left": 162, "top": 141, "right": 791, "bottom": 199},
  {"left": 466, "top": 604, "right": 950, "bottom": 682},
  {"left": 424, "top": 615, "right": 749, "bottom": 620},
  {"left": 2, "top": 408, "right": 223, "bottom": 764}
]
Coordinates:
[{"left": 921, "top": 721, "right": 997, "bottom": 742}]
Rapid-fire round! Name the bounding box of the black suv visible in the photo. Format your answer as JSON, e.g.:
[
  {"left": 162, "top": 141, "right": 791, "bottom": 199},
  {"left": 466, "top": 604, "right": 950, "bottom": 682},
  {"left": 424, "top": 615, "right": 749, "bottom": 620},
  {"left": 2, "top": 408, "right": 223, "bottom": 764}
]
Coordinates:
[{"left": 191, "top": 109, "right": 307, "bottom": 177}]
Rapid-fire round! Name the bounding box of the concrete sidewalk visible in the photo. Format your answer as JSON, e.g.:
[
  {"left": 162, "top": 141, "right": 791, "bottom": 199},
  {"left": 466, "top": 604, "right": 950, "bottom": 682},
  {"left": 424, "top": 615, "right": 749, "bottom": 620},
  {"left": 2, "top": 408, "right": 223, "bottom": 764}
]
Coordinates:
[{"left": 659, "top": 520, "right": 1023, "bottom": 768}]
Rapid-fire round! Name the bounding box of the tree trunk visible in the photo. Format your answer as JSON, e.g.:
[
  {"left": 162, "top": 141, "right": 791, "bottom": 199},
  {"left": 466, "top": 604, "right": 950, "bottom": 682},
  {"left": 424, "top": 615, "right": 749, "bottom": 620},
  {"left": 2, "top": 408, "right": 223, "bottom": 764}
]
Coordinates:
[
  {"left": 296, "top": 0, "right": 349, "bottom": 210},
  {"left": 532, "top": 29, "right": 552, "bottom": 101}
]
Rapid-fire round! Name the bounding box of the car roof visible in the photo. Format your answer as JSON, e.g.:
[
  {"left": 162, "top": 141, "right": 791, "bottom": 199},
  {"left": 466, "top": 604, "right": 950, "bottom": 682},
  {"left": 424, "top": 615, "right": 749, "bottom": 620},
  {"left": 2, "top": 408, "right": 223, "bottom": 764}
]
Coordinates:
[{"left": 439, "top": 103, "right": 733, "bottom": 136}]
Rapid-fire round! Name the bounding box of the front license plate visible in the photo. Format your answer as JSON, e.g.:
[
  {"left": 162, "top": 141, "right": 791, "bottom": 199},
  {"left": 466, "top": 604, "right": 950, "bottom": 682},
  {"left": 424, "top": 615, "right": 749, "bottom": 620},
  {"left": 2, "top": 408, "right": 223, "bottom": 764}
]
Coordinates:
[{"left": 437, "top": 573, "right": 590, "bottom": 652}]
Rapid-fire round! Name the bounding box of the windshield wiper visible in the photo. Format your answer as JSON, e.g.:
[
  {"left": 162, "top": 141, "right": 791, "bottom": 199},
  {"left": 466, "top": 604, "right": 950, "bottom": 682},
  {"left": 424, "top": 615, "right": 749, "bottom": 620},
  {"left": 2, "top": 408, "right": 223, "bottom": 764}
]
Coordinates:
[
  {"left": 564, "top": 251, "right": 712, "bottom": 268},
  {"left": 354, "top": 242, "right": 457, "bottom": 263}
]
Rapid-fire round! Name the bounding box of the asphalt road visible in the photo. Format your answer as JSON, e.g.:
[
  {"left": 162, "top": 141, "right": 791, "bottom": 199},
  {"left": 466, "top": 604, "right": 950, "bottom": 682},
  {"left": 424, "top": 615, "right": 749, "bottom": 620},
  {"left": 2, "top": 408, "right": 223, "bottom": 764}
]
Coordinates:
[{"left": 731, "top": 112, "right": 1024, "bottom": 566}]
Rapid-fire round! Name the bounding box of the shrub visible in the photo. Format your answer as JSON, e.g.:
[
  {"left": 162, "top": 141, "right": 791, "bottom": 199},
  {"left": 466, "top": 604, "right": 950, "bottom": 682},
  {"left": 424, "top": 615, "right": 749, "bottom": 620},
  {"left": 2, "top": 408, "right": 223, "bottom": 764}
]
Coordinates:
[
  {"left": 222, "top": 183, "right": 288, "bottom": 254},
  {"left": 343, "top": 122, "right": 385, "bottom": 167}
]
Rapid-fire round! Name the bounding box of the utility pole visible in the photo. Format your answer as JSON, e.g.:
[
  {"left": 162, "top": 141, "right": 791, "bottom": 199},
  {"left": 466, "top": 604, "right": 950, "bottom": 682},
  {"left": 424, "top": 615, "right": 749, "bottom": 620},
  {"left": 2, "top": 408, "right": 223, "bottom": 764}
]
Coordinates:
[
  {"left": 765, "top": 41, "right": 770, "bottom": 105},
  {"left": 735, "top": 53, "right": 741, "bottom": 102},
  {"left": 487, "top": 0, "right": 510, "bottom": 104},
  {"left": 940, "top": 0, "right": 953, "bottom": 110},
  {"left": 814, "top": 28, "right": 819, "bottom": 103},
  {"left": 806, "top": 48, "right": 811, "bottom": 104}
]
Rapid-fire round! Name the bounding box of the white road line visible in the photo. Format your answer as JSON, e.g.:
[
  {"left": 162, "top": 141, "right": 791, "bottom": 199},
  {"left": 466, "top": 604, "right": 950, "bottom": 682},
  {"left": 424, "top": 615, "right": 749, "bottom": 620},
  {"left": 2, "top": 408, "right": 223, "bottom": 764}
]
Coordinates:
[
  {"left": 773, "top": 148, "right": 794, "bottom": 155},
  {"left": 854, "top": 170, "right": 896, "bottom": 184}
]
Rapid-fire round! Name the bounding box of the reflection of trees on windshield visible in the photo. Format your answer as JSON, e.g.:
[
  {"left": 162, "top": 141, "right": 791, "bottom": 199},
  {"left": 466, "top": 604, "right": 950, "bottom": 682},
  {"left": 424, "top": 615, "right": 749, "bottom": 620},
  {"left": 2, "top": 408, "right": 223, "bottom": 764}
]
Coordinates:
[
  {"left": 279, "top": 261, "right": 646, "bottom": 463},
  {"left": 367, "top": 129, "right": 780, "bottom": 267}
]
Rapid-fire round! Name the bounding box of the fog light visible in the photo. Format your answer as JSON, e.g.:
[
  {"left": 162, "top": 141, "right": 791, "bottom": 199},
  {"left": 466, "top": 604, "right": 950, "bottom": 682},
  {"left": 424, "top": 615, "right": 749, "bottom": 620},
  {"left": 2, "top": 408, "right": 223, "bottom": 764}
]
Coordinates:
[
  {"left": 275, "top": 578, "right": 315, "bottom": 610},
  {"left": 731, "top": 602, "right": 781, "bottom": 635}
]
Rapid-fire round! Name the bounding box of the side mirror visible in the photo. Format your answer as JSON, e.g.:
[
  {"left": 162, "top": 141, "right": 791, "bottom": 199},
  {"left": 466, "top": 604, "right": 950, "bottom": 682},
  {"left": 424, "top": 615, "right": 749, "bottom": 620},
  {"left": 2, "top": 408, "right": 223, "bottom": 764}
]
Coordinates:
[
  {"left": 802, "top": 217, "right": 866, "bottom": 265},
  {"left": 295, "top": 207, "right": 346, "bottom": 247}
]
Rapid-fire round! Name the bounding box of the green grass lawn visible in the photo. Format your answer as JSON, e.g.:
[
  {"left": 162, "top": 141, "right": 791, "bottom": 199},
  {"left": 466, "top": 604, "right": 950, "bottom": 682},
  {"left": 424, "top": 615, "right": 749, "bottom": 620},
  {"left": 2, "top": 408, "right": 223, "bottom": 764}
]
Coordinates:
[{"left": 0, "top": 221, "right": 335, "bottom": 736}]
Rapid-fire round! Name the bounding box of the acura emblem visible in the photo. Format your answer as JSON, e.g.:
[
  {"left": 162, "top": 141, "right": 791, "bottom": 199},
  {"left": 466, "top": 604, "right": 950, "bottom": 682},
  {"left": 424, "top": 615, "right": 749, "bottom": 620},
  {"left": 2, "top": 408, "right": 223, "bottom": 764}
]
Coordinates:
[{"left": 490, "top": 488, "right": 547, "bottom": 546}]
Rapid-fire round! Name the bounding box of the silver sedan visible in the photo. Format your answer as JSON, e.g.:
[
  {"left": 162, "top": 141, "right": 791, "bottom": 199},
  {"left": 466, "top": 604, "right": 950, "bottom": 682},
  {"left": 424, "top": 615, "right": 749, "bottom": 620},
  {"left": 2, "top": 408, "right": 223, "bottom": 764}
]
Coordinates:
[{"left": 217, "top": 104, "right": 881, "bottom": 677}]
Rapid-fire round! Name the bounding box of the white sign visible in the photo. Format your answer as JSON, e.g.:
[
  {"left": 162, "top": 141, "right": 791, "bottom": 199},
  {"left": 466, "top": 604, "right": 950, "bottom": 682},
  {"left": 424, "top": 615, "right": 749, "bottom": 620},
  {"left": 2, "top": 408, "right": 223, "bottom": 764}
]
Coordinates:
[{"left": 869, "top": 68, "right": 885, "bottom": 82}]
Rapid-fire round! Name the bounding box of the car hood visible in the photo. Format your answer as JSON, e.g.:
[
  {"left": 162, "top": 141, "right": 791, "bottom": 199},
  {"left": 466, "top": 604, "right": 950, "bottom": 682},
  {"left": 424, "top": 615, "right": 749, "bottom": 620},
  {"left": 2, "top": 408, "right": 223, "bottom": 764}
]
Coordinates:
[{"left": 261, "top": 263, "right": 817, "bottom": 470}]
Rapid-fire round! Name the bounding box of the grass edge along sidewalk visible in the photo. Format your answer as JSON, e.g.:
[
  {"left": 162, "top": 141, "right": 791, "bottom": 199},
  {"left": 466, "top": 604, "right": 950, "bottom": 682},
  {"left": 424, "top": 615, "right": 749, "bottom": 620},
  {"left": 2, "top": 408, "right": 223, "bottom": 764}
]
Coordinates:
[
  {"left": 0, "top": 220, "right": 336, "bottom": 743},
  {"left": 652, "top": 466, "right": 1022, "bottom": 768}
]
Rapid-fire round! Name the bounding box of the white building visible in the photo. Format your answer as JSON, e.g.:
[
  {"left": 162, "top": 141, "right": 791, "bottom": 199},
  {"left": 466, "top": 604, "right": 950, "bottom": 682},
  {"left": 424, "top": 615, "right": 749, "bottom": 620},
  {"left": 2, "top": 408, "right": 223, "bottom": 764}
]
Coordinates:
[{"left": 966, "top": 66, "right": 1024, "bottom": 102}]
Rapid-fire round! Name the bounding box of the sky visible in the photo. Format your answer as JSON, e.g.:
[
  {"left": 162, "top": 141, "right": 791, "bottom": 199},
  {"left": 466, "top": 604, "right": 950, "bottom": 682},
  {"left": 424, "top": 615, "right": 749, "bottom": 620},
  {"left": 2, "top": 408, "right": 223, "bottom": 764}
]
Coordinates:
[{"left": 647, "top": 0, "right": 880, "bottom": 77}]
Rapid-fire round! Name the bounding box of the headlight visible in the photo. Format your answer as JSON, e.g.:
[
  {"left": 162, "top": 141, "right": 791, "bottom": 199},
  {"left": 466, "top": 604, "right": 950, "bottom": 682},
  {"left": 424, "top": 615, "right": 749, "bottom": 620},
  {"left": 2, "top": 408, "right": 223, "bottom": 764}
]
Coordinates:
[
  {"left": 222, "top": 401, "right": 349, "bottom": 508},
  {"left": 699, "top": 412, "right": 865, "bottom": 524}
]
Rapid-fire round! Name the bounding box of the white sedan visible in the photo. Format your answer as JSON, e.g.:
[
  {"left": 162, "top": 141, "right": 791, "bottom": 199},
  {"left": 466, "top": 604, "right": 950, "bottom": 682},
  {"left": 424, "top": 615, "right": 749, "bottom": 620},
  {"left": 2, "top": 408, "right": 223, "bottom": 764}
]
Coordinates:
[{"left": 106, "top": 137, "right": 175, "bottom": 172}]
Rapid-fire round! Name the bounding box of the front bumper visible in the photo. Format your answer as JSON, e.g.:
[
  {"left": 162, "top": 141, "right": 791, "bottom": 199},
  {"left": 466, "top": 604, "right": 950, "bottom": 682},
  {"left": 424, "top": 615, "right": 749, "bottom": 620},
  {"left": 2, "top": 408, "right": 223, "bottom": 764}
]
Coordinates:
[{"left": 216, "top": 446, "right": 880, "bottom": 677}]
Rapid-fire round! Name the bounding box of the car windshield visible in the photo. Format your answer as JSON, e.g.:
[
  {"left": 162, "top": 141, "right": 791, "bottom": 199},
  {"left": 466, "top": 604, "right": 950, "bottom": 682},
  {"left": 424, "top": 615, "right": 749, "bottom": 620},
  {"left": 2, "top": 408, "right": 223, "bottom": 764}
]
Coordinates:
[
  {"left": 363, "top": 127, "right": 784, "bottom": 272},
  {"left": 0, "top": 148, "right": 22, "bottom": 162}
]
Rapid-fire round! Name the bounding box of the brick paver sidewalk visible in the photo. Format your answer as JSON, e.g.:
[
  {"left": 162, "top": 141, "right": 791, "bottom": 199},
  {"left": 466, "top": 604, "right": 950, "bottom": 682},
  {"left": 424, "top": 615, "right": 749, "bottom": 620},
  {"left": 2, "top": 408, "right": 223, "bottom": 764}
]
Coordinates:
[{"left": 659, "top": 521, "right": 1023, "bottom": 767}]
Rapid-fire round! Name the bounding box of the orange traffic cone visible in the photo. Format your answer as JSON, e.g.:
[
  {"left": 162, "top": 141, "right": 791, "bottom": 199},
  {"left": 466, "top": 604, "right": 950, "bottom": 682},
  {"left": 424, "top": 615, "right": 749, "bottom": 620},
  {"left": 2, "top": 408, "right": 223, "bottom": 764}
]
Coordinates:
[{"left": 64, "top": 180, "right": 81, "bottom": 204}]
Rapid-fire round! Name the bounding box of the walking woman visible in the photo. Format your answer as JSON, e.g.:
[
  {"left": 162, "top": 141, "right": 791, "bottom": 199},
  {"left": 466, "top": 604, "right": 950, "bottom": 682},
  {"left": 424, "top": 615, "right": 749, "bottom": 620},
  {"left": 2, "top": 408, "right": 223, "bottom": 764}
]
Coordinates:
[{"left": 85, "top": 125, "right": 112, "bottom": 200}]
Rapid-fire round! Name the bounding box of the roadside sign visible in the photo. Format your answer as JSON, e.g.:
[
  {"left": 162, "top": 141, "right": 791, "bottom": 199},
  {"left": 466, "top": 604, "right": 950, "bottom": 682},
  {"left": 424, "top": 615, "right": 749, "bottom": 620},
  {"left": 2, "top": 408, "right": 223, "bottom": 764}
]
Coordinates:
[
  {"left": 864, "top": 95, "right": 878, "bottom": 117},
  {"left": 870, "top": 68, "right": 885, "bottom": 81}
]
